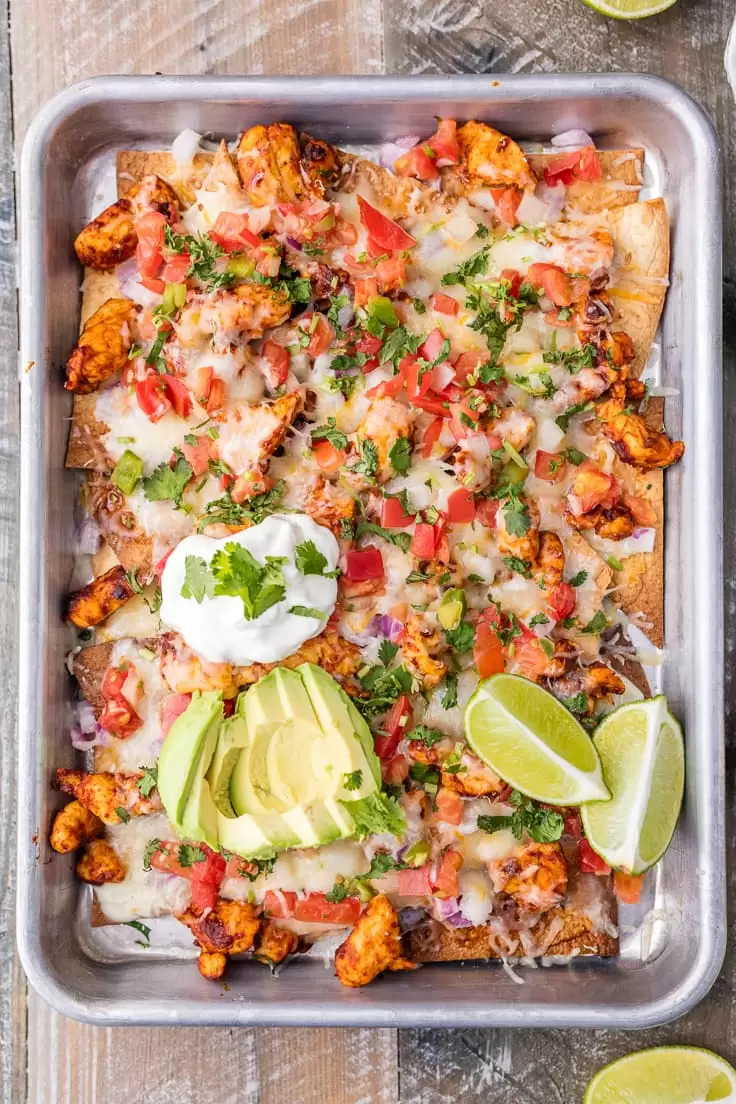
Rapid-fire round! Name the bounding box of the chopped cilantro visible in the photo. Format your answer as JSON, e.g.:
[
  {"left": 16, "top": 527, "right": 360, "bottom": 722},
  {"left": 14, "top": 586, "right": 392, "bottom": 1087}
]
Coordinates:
[
  {"left": 341, "top": 793, "right": 406, "bottom": 838},
  {"left": 406, "top": 569, "right": 431, "bottom": 583},
  {"left": 543, "top": 342, "right": 597, "bottom": 375},
  {"left": 444, "top": 621, "right": 476, "bottom": 653},
  {"left": 295, "top": 539, "right": 338, "bottom": 577},
  {"left": 288, "top": 605, "right": 326, "bottom": 619},
  {"left": 178, "top": 844, "right": 207, "bottom": 867},
  {"left": 561, "top": 446, "right": 586, "bottom": 466},
  {"left": 355, "top": 519, "right": 411, "bottom": 552},
  {"left": 389, "top": 436, "right": 412, "bottom": 474},
  {"left": 311, "top": 416, "right": 348, "bottom": 450},
  {"left": 379, "top": 326, "right": 423, "bottom": 370},
  {"left": 562, "top": 692, "right": 591, "bottom": 715},
  {"left": 529, "top": 612, "right": 550, "bottom": 627},
  {"left": 477, "top": 790, "right": 564, "bottom": 844},
  {"left": 352, "top": 439, "right": 379, "bottom": 478},
  {"left": 136, "top": 765, "right": 158, "bottom": 798},
  {"left": 581, "top": 611, "right": 608, "bottom": 635},
  {"left": 142, "top": 838, "right": 164, "bottom": 871},
  {"left": 143, "top": 454, "right": 193, "bottom": 510},
  {"left": 502, "top": 555, "right": 532, "bottom": 578},
  {"left": 408, "top": 724, "right": 444, "bottom": 747},
  {"left": 441, "top": 674, "right": 458, "bottom": 710},
  {"left": 568, "top": 570, "right": 588, "bottom": 588},
  {"left": 441, "top": 245, "right": 490, "bottom": 286},
  {"left": 181, "top": 555, "right": 216, "bottom": 603},
  {"left": 378, "top": 640, "right": 399, "bottom": 666},
  {"left": 114, "top": 806, "right": 131, "bottom": 823},
  {"left": 197, "top": 481, "right": 285, "bottom": 530},
  {"left": 555, "top": 400, "right": 593, "bottom": 433},
  {"left": 409, "top": 762, "right": 440, "bottom": 794},
  {"left": 343, "top": 770, "right": 363, "bottom": 792}
]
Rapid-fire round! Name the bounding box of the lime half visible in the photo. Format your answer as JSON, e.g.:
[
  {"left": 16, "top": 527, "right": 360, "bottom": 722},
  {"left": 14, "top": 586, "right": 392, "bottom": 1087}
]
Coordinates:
[
  {"left": 582, "top": 0, "right": 678, "bottom": 18},
  {"left": 581, "top": 696, "right": 684, "bottom": 874},
  {"left": 464, "top": 674, "right": 609, "bottom": 805},
  {"left": 585, "top": 1046, "right": 736, "bottom": 1103}
]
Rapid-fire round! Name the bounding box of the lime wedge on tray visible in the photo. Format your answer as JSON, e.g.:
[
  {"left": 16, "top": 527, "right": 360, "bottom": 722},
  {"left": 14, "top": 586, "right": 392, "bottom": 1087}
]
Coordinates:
[
  {"left": 584, "top": 1046, "right": 736, "bottom": 1103},
  {"left": 581, "top": 0, "right": 678, "bottom": 18},
  {"left": 464, "top": 673, "right": 609, "bottom": 805},
  {"left": 581, "top": 696, "right": 684, "bottom": 874}
]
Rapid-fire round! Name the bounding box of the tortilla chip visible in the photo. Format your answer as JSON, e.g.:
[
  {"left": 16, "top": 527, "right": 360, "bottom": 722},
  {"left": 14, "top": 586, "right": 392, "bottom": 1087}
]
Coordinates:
[
  {"left": 612, "top": 466, "right": 664, "bottom": 649},
  {"left": 609, "top": 198, "right": 670, "bottom": 376},
  {"left": 117, "top": 150, "right": 215, "bottom": 206},
  {"left": 404, "top": 908, "right": 618, "bottom": 963},
  {"left": 528, "top": 149, "right": 645, "bottom": 215},
  {"left": 82, "top": 471, "right": 155, "bottom": 576},
  {"left": 72, "top": 641, "right": 115, "bottom": 715}
]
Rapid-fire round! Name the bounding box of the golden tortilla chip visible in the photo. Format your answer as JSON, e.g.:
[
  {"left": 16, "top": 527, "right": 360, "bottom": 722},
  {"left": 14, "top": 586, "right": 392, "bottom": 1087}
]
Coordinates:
[{"left": 608, "top": 198, "right": 670, "bottom": 377}]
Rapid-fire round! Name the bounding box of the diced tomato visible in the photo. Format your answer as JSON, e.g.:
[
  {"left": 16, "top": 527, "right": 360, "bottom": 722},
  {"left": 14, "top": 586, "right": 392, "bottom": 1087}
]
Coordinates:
[
  {"left": 138, "top": 310, "right": 157, "bottom": 342},
  {"left": 224, "top": 854, "right": 260, "bottom": 879},
  {"left": 356, "top": 334, "right": 383, "bottom": 358},
  {"left": 473, "top": 621, "right": 505, "bottom": 678},
  {"left": 136, "top": 375, "right": 172, "bottom": 422},
  {"left": 418, "top": 329, "right": 446, "bottom": 363},
  {"left": 181, "top": 435, "right": 216, "bottom": 477},
  {"left": 578, "top": 838, "right": 611, "bottom": 875},
  {"left": 375, "top": 694, "right": 413, "bottom": 759},
  {"left": 542, "top": 146, "right": 602, "bottom": 186},
  {"left": 375, "top": 254, "right": 407, "bottom": 291},
  {"left": 534, "top": 450, "right": 568, "bottom": 483},
  {"left": 382, "top": 754, "right": 410, "bottom": 785},
  {"left": 568, "top": 460, "right": 620, "bottom": 516},
  {"left": 162, "top": 374, "right": 192, "bottom": 418},
  {"left": 208, "top": 211, "right": 261, "bottom": 252},
  {"left": 149, "top": 842, "right": 192, "bottom": 879},
  {"left": 398, "top": 863, "right": 433, "bottom": 898},
  {"left": 262, "top": 339, "right": 291, "bottom": 387},
  {"left": 313, "top": 438, "right": 345, "bottom": 474},
  {"left": 513, "top": 637, "right": 556, "bottom": 681},
  {"left": 544, "top": 308, "right": 575, "bottom": 329},
  {"left": 204, "top": 377, "right": 226, "bottom": 411},
  {"left": 331, "top": 218, "right": 358, "bottom": 246},
  {"left": 135, "top": 211, "right": 166, "bottom": 277},
  {"left": 475, "top": 498, "right": 498, "bottom": 529},
  {"left": 452, "top": 350, "right": 483, "bottom": 383},
  {"left": 161, "top": 692, "right": 192, "bottom": 736},
  {"left": 394, "top": 144, "right": 439, "bottom": 181},
  {"left": 433, "top": 849, "right": 463, "bottom": 898},
  {"left": 307, "top": 315, "right": 334, "bottom": 358},
  {"left": 427, "top": 119, "right": 460, "bottom": 165},
  {"left": 411, "top": 521, "right": 442, "bottom": 559},
  {"left": 526, "top": 262, "right": 573, "bottom": 307},
  {"left": 412, "top": 392, "right": 451, "bottom": 417},
  {"left": 499, "top": 268, "right": 523, "bottom": 298},
  {"left": 613, "top": 871, "right": 645, "bottom": 904},
  {"left": 223, "top": 698, "right": 236, "bottom": 717},
  {"left": 344, "top": 546, "right": 384, "bottom": 581},
  {"left": 405, "top": 358, "right": 433, "bottom": 402},
  {"left": 354, "top": 277, "right": 379, "bottom": 308},
  {"left": 623, "top": 493, "right": 657, "bottom": 528},
  {"left": 161, "top": 254, "right": 191, "bottom": 284},
  {"left": 99, "top": 695, "right": 142, "bottom": 738},
  {"left": 190, "top": 849, "right": 227, "bottom": 911},
  {"left": 264, "top": 890, "right": 361, "bottom": 925},
  {"left": 449, "top": 401, "right": 479, "bottom": 441},
  {"left": 430, "top": 292, "right": 459, "bottom": 316},
  {"left": 381, "top": 495, "right": 414, "bottom": 528},
  {"left": 101, "top": 665, "right": 127, "bottom": 700},
  {"left": 548, "top": 581, "right": 576, "bottom": 623},
  {"left": 139, "top": 275, "right": 166, "bottom": 294},
  {"left": 564, "top": 812, "right": 582, "bottom": 838},
  {"left": 435, "top": 788, "right": 463, "bottom": 826},
  {"left": 194, "top": 365, "right": 213, "bottom": 403},
  {"left": 155, "top": 549, "right": 174, "bottom": 578},
  {"left": 357, "top": 196, "right": 416, "bottom": 252},
  {"left": 421, "top": 416, "right": 444, "bottom": 458},
  {"left": 447, "top": 487, "right": 476, "bottom": 524},
  {"left": 490, "top": 187, "right": 521, "bottom": 228},
  {"left": 365, "top": 371, "right": 406, "bottom": 400}
]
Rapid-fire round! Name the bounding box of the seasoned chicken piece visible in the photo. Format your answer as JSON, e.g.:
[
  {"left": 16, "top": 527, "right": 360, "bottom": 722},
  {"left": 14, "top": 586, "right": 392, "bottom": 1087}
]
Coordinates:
[
  {"left": 452, "top": 436, "right": 492, "bottom": 492},
  {"left": 334, "top": 895, "right": 415, "bottom": 988},
  {"left": 73, "top": 173, "right": 179, "bottom": 270},
  {"left": 66, "top": 564, "right": 135, "bottom": 629},
  {"left": 213, "top": 392, "right": 303, "bottom": 483},
  {"left": 547, "top": 662, "right": 625, "bottom": 715},
  {"left": 510, "top": 636, "right": 576, "bottom": 683},
  {"left": 190, "top": 283, "right": 291, "bottom": 344},
  {"left": 595, "top": 503, "right": 636, "bottom": 541},
  {"left": 55, "top": 768, "right": 162, "bottom": 824},
  {"left": 177, "top": 899, "right": 261, "bottom": 980},
  {"left": 442, "top": 749, "right": 504, "bottom": 797},
  {"left": 255, "top": 922, "right": 299, "bottom": 966},
  {"left": 533, "top": 531, "right": 564, "bottom": 591},
  {"left": 399, "top": 614, "right": 447, "bottom": 688},
  {"left": 237, "top": 123, "right": 331, "bottom": 207},
  {"left": 347, "top": 397, "right": 415, "bottom": 487},
  {"left": 49, "top": 800, "right": 104, "bottom": 854},
  {"left": 456, "top": 121, "right": 536, "bottom": 192},
  {"left": 496, "top": 494, "right": 540, "bottom": 564},
  {"left": 160, "top": 630, "right": 362, "bottom": 695},
  {"left": 596, "top": 382, "right": 685, "bottom": 471},
  {"left": 76, "top": 838, "right": 126, "bottom": 885},
  {"left": 65, "top": 298, "right": 140, "bottom": 393},
  {"left": 491, "top": 408, "right": 535, "bottom": 453},
  {"left": 300, "top": 132, "right": 340, "bottom": 192},
  {"left": 488, "top": 842, "right": 568, "bottom": 913},
  {"left": 554, "top": 366, "right": 614, "bottom": 411},
  {"left": 304, "top": 475, "right": 356, "bottom": 536},
  {"left": 599, "top": 330, "right": 636, "bottom": 370}
]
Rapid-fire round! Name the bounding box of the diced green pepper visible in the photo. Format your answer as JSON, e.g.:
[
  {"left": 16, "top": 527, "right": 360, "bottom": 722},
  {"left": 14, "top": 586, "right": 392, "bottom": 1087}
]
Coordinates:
[
  {"left": 403, "top": 840, "right": 430, "bottom": 867},
  {"left": 503, "top": 459, "right": 528, "bottom": 487},
  {"left": 226, "top": 256, "right": 255, "bottom": 279},
  {"left": 502, "top": 439, "right": 528, "bottom": 470},
  {"left": 173, "top": 282, "right": 187, "bottom": 308},
  {"left": 367, "top": 295, "right": 398, "bottom": 329},
  {"left": 111, "top": 449, "right": 143, "bottom": 495}
]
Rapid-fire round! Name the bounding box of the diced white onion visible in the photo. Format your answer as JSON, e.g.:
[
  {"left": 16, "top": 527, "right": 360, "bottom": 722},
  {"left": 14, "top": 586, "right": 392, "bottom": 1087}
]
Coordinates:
[
  {"left": 379, "top": 135, "right": 421, "bottom": 170},
  {"left": 516, "top": 191, "right": 553, "bottom": 226},
  {"left": 550, "top": 129, "right": 594, "bottom": 149},
  {"left": 442, "top": 207, "right": 478, "bottom": 244},
  {"left": 171, "top": 128, "right": 202, "bottom": 166},
  {"left": 116, "top": 258, "right": 161, "bottom": 308}
]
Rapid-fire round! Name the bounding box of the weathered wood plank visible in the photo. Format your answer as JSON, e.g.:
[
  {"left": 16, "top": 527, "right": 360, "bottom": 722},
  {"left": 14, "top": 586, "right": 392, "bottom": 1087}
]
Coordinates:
[{"left": 257, "top": 1028, "right": 398, "bottom": 1104}]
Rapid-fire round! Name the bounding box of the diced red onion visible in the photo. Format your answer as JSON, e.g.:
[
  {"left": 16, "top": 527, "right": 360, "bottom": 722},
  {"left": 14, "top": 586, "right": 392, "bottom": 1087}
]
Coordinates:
[
  {"left": 337, "top": 299, "right": 354, "bottom": 330},
  {"left": 371, "top": 614, "right": 404, "bottom": 641},
  {"left": 534, "top": 182, "right": 566, "bottom": 223},
  {"left": 398, "top": 907, "right": 428, "bottom": 933},
  {"left": 76, "top": 515, "right": 102, "bottom": 555},
  {"left": 550, "top": 129, "right": 595, "bottom": 150},
  {"left": 70, "top": 722, "right": 108, "bottom": 750},
  {"left": 379, "top": 135, "right": 421, "bottom": 170},
  {"left": 434, "top": 896, "right": 473, "bottom": 928},
  {"left": 116, "top": 258, "right": 160, "bottom": 308},
  {"left": 286, "top": 236, "right": 303, "bottom": 252}
]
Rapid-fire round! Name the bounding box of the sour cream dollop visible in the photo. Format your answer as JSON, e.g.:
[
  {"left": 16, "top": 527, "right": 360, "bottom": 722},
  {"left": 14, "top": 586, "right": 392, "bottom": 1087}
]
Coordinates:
[{"left": 160, "top": 513, "right": 339, "bottom": 665}]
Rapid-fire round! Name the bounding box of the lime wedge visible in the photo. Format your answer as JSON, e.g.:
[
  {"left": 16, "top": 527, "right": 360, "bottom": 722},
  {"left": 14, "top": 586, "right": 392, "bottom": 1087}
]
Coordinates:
[
  {"left": 581, "top": 0, "right": 678, "bottom": 18},
  {"left": 580, "top": 696, "right": 684, "bottom": 874},
  {"left": 584, "top": 1046, "right": 736, "bottom": 1103},
  {"left": 464, "top": 674, "right": 609, "bottom": 804}
]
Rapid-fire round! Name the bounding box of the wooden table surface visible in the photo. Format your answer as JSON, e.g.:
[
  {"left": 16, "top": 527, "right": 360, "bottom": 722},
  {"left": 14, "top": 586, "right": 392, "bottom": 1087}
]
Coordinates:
[{"left": 2, "top": 0, "right": 734, "bottom": 1100}]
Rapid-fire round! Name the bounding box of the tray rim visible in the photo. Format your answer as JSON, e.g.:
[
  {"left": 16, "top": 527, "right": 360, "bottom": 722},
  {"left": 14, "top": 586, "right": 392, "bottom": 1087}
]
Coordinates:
[{"left": 17, "top": 71, "right": 725, "bottom": 1029}]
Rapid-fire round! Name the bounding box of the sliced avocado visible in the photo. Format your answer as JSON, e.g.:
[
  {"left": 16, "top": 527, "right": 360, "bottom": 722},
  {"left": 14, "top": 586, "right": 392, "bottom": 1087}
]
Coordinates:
[
  {"left": 157, "top": 691, "right": 224, "bottom": 826},
  {"left": 180, "top": 775, "right": 220, "bottom": 851},
  {"left": 300, "top": 663, "right": 382, "bottom": 790},
  {"left": 217, "top": 808, "right": 297, "bottom": 860},
  {"left": 282, "top": 802, "right": 342, "bottom": 848},
  {"left": 438, "top": 587, "right": 466, "bottom": 631},
  {"left": 206, "top": 714, "right": 249, "bottom": 818}
]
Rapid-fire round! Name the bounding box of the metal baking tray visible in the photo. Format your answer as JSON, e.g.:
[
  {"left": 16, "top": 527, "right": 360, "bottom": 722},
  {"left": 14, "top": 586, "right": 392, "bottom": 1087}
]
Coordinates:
[{"left": 17, "top": 74, "right": 724, "bottom": 1028}]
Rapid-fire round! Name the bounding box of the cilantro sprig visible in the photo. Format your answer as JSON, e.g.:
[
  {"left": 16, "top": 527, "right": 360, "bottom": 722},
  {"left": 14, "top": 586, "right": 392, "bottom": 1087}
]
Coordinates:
[{"left": 477, "top": 790, "right": 564, "bottom": 844}]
